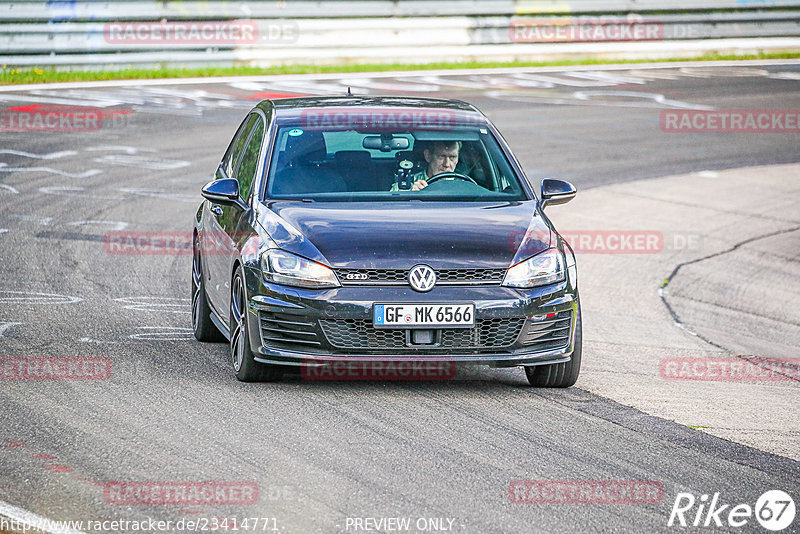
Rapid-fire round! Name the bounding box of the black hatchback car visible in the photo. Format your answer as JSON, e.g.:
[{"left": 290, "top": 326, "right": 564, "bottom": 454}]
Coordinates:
[{"left": 192, "top": 96, "right": 581, "bottom": 387}]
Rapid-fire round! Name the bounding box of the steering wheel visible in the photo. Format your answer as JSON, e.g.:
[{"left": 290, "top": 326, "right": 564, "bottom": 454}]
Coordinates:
[{"left": 425, "top": 172, "right": 477, "bottom": 186}]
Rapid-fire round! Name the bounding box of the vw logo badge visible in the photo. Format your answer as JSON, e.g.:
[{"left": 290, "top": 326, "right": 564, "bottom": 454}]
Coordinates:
[{"left": 408, "top": 264, "right": 436, "bottom": 292}]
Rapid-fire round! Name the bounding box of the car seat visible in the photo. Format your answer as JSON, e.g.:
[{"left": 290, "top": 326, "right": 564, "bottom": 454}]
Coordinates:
[{"left": 271, "top": 131, "right": 347, "bottom": 195}]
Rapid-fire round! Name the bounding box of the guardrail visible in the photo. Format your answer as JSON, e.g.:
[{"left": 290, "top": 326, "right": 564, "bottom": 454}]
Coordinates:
[
  {"left": 1, "top": 1, "right": 799, "bottom": 69},
  {"left": 4, "top": 1, "right": 800, "bottom": 21}
]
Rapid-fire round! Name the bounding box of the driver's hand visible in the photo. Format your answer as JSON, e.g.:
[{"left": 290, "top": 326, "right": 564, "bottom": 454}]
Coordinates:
[{"left": 411, "top": 179, "right": 428, "bottom": 191}]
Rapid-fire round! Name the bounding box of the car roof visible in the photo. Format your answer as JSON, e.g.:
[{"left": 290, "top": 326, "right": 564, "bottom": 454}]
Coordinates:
[
  {"left": 265, "top": 96, "right": 478, "bottom": 112},
  {"left": 254, "top": 96, "right": 488, "bottom": 126}
]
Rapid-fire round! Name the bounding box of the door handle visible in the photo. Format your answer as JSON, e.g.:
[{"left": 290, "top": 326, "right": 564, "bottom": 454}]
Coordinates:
[{"left": 210, "top": 205, "right": 223, "bottom": 216}]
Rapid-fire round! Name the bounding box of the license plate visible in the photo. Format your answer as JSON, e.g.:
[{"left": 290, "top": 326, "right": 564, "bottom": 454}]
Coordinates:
[{"left": 373, "top": 304, "right": 475, "bottom": 329}]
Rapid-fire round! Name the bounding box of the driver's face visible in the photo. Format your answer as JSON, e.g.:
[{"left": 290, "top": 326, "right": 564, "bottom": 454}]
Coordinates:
[{"left": 425, "top": 145, "right": 459, "bottom": 177}]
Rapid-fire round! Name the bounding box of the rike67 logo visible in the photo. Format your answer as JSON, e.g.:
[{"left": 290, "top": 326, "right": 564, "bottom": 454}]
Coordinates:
[{"left": 668, "top": 490, "right": 796, "bottom": 531}]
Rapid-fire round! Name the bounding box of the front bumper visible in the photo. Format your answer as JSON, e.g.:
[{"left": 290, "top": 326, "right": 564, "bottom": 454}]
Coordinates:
[{"left": 243, "top": 266, "right": 578, "bottom": 368}]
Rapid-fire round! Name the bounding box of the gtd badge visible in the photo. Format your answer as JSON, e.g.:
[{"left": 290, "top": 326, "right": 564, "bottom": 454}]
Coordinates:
[
  {"left": 345, "top": 273, "right": 368, "bottom": 280},
  {"left": 408, "top": 265, "right": 436, "bottom": 292}
]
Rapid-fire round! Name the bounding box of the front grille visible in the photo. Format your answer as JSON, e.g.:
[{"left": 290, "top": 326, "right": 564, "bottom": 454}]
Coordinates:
[
  {"left": 519, "top": 310, "right": 573, "bottom": 352},
  {"left": 320, "top": 319, "right": 407, "bottom": 349},
  {"left": 336, "top": 268, "right": 505, "bottom": 286},
  {"left": 259, "top": 311, "right": 322, "bottom": 350},
  {"left": 437, "top": 269, "right": 506, "bottom": 283},
  {"left": 319, "top": 318, "right": 525, "bottom": 351},
  {"left": 440, "top": 318, "right": 524, "bottom": 348},
  {"left": 337, "top": 269, "right": 406, "bottom": 283}
]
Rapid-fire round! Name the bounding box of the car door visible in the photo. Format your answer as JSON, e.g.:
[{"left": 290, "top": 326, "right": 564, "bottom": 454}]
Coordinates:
[
  {"left": 211, "top": 114, "right": 266, "bottom": 325},
  {"left": 204, "top": 113, "right": 258, "bottom": 317}
]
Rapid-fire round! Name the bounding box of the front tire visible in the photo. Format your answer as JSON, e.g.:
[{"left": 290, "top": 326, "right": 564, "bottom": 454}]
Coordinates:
[
  {"left": 230, "top": 266, "right": 281, "bottom": 382},
  {"left": 525, "top": 305, "right": 582, "bottom": 388}
]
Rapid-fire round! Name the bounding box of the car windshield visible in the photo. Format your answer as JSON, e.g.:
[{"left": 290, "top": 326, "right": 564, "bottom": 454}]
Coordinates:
[{"left": 264, "top": 120, "right": 528, "bottom": 201}]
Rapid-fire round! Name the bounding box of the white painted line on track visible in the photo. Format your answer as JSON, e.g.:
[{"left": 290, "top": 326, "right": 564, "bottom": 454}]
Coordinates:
[
  {"left": 118, "top": 187, "right": 198, "bottom": 203},
  {"left": 0, "top": 164, "right": 102, "bottom": 178},
  {"left": 115, "top": 296, "right": 190, "bottom": 314},
  {"left": 0, "top": 93, "right": 120, "bottom": 106},
  {"left": 572, "top": 90, "right": 714, "bottom": 110},
  {"left": 38, "top": 186, "right": 123, "bottom": 200},
  {"left": 8, "top": 214, "right": 52, "bottom": 226},
  {"left": 78, "top": 337, "right": 120, "bottom": 344},
  {"left": 0, "top": 150, "right": 77, "bottom": 160},
  {"left": 92, "top": 154, "right": 190, "bottom": 170},
  {"left": 0, "top": 291, "right": 82, "bottom": 305},
  {"left": 84, "top": 145, "right": 156, "bottom": 154},
  {"left": 67, "top": 220, "right": 129, "bottom": 231},
  {"left": 0, "top": 59, "right": 797, "bottom": 92},
  {"left": 129, "top": 326, "right": 194, "bottom": 341},
  {"left": 0, "top": 499, "right": 88, "bottom": 534}
]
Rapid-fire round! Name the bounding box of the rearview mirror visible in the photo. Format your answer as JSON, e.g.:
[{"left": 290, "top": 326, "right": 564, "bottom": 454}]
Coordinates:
[
  {"left": 362, "top": 135, "right": 410, "bottom": 152},
  {"left": 539, "top": 178, "right": 576, "bottom": 210},
  {"left": 201, "top": 178, "right": 239, "bottom": 204}
]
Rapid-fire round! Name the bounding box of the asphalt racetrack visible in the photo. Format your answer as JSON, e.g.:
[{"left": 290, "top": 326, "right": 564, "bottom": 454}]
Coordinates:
[{"left": 0, "top": 60, "right": 799, "bottom": 533}]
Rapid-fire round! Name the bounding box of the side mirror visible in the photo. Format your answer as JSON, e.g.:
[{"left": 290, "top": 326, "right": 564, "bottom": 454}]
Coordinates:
[
  {"left": 539, "top": 178, "right": 576, "bottom": 210},
  {"left": 201, "top": 178, "right": 239, "bottom": 204}
]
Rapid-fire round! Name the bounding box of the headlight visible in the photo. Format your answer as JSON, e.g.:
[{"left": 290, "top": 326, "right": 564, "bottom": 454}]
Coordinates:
[
  {"left": 502, "top": 248, "right": 565, "bottom": 288},
  {"left": 261, "top": 249, "right": 340, "bottom": 289}
]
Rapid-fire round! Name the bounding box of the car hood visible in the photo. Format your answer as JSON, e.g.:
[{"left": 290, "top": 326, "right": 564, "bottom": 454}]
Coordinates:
[{"left": 256, "top": 201, "right": 551, "bottom": 269}]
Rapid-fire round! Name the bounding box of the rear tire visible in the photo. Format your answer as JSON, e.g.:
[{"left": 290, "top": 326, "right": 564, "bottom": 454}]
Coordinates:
[
  {"left": 230, "top": 266, "right": 282, "bottom": 382},
  {"left": 525, "top": 305, "right": 582, "bottom": 388},
  {"left": 192, "top": 240, "right": 224, "bottom": 342}
]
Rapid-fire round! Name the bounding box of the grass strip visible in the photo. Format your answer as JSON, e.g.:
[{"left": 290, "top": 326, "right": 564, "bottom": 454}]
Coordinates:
[{"left": 1, "top": 51, "right": 798, "bottom": 85}]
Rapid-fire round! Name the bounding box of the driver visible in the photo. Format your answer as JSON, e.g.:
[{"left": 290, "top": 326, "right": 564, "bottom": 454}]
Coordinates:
[{"left": 391, "top": 141, "right": 462, "bottom": 191}]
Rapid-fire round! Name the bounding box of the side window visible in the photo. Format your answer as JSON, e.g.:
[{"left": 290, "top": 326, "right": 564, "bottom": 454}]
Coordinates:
[
  {"left": 220, "top": 114, "right": 257, "bottom": 178},
  {"left": 233, "top": 118, "right": 265, "bottom": 201}
]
